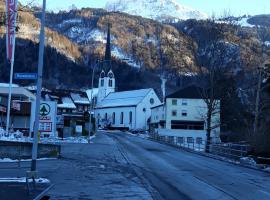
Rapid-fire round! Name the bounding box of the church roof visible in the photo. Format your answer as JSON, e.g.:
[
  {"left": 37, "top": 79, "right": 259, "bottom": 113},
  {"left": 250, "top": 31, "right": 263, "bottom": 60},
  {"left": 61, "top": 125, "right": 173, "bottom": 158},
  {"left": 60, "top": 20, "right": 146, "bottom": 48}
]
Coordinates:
[{"left": 96, "top": 88, "right": 152, "bottom": 108}]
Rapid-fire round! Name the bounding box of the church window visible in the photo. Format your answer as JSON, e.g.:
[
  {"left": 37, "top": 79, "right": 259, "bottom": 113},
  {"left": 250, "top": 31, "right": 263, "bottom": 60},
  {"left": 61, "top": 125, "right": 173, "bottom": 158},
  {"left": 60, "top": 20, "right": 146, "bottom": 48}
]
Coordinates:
[
  {"left": 101, "top": 79, "right": 104, "bottom": 87},
  {"left": 129, "top": 111, "right": 132, "bottom": 124},
  {"left": 112, "top": 112, "right": 115, "bottom": 124},
  {"left": 109, "top": 79, "right": 113, "bottom": 87},
  {"left": 150, "top": 98, "right": 154, "bottom": 105},
  {"left": 120, "top": 112, "right": 124, "bottom": 124},
  {"left": 105, "top": 113, "right": 108, "bottom": 121}
]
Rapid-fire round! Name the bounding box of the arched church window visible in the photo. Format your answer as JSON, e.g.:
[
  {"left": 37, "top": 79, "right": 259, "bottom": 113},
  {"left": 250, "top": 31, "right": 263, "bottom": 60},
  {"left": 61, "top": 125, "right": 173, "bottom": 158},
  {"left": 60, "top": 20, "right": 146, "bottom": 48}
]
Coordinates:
[
  {"left": 101, "top": 79, "right": 104, "bottom": 87},
  {"left": 109, "top": 79, "right": 113, "bottom": 87}
]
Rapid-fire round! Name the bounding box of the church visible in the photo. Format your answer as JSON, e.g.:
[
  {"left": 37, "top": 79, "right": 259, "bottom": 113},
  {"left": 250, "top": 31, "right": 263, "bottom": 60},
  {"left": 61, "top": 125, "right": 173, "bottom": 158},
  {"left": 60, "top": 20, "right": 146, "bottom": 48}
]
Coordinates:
[{"left": 93, "top": 24, "right": 161, "bottom": 130}]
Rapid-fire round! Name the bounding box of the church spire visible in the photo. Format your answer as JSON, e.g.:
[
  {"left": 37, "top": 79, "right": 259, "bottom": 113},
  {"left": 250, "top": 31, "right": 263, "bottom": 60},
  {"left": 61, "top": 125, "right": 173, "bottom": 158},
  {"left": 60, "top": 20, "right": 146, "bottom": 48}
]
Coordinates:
[{"left": 104, "top": 23, "right": 111, "bottom": 62}]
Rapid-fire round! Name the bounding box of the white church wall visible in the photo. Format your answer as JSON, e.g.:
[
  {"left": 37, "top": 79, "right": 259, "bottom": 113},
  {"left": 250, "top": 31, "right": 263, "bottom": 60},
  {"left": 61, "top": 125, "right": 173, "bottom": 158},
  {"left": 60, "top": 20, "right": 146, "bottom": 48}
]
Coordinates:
[
  {"left": 96, "top": 107, "right": 136, "bottom": 129},
  {"left": 136, "top": 89, "right": 161, "bottom": 130}
]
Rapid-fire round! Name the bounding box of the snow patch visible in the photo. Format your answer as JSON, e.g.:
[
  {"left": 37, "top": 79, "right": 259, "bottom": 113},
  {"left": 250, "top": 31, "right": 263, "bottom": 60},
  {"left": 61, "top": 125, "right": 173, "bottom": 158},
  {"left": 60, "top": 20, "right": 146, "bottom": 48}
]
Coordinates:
[
  {"left": 0, "top": 177, "right": 50, "bottom": 184},
  {"left": 105, "top": 0, "right": 208, "bottom": 22},
  {"left": 112, "top": 46, "right": 141, "bottom": 68},
  {"left": 240, "top": 157, "right": 257, "bottom": 166}
]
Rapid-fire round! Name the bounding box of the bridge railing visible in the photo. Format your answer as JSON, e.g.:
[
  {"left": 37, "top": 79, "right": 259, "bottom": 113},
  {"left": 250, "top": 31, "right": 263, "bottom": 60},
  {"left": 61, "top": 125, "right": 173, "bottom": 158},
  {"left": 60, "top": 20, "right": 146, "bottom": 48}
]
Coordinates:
[{"left": 149, "top": 132, "right": 250, "bottom": 160}]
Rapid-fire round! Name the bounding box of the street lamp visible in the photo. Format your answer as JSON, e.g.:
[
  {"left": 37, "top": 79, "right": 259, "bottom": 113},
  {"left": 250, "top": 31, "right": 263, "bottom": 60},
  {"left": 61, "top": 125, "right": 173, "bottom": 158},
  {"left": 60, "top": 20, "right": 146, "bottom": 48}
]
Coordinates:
[{"left": 88, "top": 60, "right": 110, "bottom": 141}]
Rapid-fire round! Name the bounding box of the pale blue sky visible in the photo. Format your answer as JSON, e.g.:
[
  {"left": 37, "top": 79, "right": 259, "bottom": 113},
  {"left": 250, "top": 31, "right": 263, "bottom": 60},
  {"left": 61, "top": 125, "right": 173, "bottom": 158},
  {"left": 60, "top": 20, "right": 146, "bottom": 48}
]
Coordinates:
[{"left": 20, "top": 0, "right": 270, "bottom": 16}]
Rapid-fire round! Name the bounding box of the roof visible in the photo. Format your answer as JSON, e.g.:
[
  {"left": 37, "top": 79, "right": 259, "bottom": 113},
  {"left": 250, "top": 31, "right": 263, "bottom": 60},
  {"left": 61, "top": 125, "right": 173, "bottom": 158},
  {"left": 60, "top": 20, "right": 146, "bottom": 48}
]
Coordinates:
[
  {"left": 58, "top": 97, "right": 76, "bottom": 109},
  {"left": 85, "top": 88, "right": 99, "bottom": 103},
  {"left": 151, "top": 103, "right": 164, "bottom": 109},
  {"left": 70, "top": 93, "right": 89, "bottom": 105},
  {"left": 96, "top": 88, "right": 152, "bottom": 108},
  {"left": 0, "top": 83, "right": 36, "bottom": 100},
  {"left": 166, "top": 85, "right": 206, "bottom": 99}
]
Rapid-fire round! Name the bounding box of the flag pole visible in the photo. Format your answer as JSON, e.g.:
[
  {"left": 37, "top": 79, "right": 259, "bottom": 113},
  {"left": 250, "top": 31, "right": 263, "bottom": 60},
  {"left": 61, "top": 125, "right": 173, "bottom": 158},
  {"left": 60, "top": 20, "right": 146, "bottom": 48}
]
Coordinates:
[{"left": 5, "top": 0, "right": 18, "bottom": 136}]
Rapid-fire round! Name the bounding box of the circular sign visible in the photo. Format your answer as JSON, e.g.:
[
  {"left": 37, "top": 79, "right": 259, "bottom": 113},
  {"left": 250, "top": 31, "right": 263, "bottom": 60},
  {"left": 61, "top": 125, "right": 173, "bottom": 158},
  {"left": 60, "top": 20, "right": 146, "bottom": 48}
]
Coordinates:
[{"left": 40, "top": 103, "right": 50, "bottom": 116}]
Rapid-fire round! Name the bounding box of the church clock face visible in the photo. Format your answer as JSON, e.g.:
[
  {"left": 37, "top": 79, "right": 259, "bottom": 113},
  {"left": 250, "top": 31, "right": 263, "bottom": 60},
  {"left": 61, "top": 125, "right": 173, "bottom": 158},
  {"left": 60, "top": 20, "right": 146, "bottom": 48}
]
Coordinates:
[
  {"left": 100, "top": 71, "right": 105, "bottom": 78},
  {"left": 108, "top": 73, "right": 113, "bottom": 78}
]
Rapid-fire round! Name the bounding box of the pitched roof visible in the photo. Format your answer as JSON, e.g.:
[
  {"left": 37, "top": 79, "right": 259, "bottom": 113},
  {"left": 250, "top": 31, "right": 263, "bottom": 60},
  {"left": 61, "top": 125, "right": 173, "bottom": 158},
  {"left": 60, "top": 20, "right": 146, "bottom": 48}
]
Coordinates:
[
  {"left": 96, "top": 88, "right": 152, "bottom": 108},
  {"left": 166, "top": 85, "right": 205, "bottom": 99},
  {"left": 58, "top": 97, "right": 76, "bottom": 109}
]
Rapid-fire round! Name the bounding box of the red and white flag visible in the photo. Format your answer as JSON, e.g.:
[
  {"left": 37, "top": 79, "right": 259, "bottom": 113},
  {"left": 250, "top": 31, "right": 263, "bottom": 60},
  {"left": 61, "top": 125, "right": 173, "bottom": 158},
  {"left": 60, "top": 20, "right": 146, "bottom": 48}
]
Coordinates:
[{"left": 6, "top": 0, "right": 18, "bottom": 62}]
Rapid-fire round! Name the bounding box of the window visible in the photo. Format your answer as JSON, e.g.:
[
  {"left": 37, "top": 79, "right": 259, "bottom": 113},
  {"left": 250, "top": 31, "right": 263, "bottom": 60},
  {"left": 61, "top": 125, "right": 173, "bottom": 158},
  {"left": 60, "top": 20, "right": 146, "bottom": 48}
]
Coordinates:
[
  {"left": 109, "top": 79, "right": 113, "bottom": 87},
  {"left": 172, "top": 110, "right": 177, "bottom": 117},
  {"left": 120, "top": 112, "right": 124, "bottom": 124},
  {"left": 172, "top": 99, "right": 177, "bottom": 105},
  {"left": 187, "top": 137, "right": 194, "bottom": 144},
  {"left": 196, "top": 137, "right": 203, "bottom": 144},
  {"left": 112, "top": 112, "right": 115, "bottom": 124},
  {"left": 101, "top": 79, "right": 104, "bottom": 87},
  {"left": 182, "top": 99, "right": 187, "bottom": 106},
  {"left": 177, "top": 137, "right": 184, "bottom": 144},
  {"left": 171, "top": 120, "right": 204, "bottom": 130},
  {"left": 129, "top": 111, "right": 132, "bottom": 124},
  {"left": 105, "top": 113, "right": 108, "bottom": 121},
  {"left": 150, "top": 98, "right": 154, "bottom": 105},
  {"left": 182, "top": 110, "right": 187, "bottom": 117}
]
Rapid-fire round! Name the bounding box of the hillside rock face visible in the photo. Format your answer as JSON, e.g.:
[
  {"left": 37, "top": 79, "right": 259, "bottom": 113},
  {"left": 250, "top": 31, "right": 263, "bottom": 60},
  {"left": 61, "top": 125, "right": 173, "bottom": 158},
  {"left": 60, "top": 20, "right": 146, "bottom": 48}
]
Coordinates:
[
  {"left": 105, "top": 0, "right": 208, "bottom": 22},
  {"left": 1, "top": 1, "right": 269, "bottom": 93}
]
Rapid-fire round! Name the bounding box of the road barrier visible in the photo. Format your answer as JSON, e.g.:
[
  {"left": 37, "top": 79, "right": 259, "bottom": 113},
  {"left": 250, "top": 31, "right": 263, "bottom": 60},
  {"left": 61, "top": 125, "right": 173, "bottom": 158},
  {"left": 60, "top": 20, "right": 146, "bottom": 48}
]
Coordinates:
[{"left": 149, "top": 132, "right": 250, "bottom": 160}]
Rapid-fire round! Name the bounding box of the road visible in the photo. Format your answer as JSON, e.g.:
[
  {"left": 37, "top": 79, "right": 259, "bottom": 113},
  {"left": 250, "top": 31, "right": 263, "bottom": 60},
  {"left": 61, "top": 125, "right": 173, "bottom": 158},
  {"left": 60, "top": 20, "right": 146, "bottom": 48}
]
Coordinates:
[{"left": 1, "top": 131, "right": 270, "bottom": 200}]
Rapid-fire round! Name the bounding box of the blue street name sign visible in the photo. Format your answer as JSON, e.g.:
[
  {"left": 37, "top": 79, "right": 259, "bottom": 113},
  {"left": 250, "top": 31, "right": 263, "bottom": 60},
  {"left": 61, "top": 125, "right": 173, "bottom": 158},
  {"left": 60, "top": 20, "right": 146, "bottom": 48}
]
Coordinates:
[{"left": 14, "top": 73, "right": 38, "bottom": 80}]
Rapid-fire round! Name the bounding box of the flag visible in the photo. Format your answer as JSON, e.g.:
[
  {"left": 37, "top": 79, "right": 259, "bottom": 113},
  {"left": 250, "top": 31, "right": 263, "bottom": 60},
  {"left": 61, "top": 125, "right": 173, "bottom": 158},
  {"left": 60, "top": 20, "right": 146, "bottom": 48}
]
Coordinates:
[{"left": 6, "top": 0, "right": 18, "bottom": 62}]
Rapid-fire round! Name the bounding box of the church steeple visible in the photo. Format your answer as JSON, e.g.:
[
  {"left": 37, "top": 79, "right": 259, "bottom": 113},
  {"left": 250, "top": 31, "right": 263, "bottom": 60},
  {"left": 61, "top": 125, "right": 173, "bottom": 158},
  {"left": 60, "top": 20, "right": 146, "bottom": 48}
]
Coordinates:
[{"left": 104, "top": 23, "right": 111, "bottom": 63}]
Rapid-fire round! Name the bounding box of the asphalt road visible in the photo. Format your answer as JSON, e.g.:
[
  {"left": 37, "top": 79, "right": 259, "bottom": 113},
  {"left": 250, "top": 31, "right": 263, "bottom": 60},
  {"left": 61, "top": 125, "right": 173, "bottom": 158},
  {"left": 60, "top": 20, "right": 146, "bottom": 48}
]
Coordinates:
[{"left": 1, "top": 131, "right": 270, "bottom": 200}]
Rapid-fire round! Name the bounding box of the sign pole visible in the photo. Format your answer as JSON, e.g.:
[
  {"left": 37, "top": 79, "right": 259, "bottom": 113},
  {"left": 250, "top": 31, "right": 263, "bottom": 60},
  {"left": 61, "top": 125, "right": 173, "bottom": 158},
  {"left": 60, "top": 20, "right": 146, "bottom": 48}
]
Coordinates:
[
  {"left": 31, "top": 0, "right": 46, "bottom": 172},
  {"left": 5, "top": 0, "right": 18, "bottom": 136}
]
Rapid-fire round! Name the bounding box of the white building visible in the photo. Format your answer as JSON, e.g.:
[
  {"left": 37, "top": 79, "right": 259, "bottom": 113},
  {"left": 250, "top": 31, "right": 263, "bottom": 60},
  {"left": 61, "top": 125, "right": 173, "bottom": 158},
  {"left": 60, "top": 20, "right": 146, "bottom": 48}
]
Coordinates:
[
  {"left": 152, "top": 85, "right": 221, "bottom": 148},
  {"left": 95, "top": 70, "right": 161, "bottom": 130}
]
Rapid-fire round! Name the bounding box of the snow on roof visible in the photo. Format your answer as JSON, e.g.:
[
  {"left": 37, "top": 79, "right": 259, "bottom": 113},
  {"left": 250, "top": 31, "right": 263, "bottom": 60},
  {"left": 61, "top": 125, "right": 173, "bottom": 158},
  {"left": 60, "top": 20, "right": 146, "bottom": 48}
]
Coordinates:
[
  {"left": 86, "top": 88, "right": 99, "bottom": 102},
  {"left": 70, "top": 93, "right": 89, "bottom": 105},
  {"left": 96, "top": 88, "right": 152, "bottom": 108},
  {"left": 58, "top": 97, "right": 76, "bottom": 109}
]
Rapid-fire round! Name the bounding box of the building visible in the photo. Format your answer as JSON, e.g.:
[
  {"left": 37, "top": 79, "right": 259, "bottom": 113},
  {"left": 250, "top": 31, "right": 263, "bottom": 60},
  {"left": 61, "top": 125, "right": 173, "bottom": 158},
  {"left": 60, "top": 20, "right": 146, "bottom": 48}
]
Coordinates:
[
  {"left": 95, "top": 70, "right": 161, "bottom": 130},
  {"left": 150, "top": 103, "right": 165, "bottom": 131},
  {"left": 0, "top": 83, "right": 35, "bottom": 134},
  {"left": 152, "top": 85, "right": 221, "bottom": 148}
]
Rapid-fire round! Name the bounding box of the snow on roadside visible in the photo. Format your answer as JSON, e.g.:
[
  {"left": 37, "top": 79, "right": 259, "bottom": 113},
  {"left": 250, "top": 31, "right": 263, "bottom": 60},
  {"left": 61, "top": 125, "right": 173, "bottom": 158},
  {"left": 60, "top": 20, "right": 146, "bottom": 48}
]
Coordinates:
[
  {"left": 0, "top": 158, "right": 57, "bottom": 163},
  {"left": 0, "top": 177, "right": 50, "bottom": 184},
  {"left": 0, "top": 131, "right": 96, "bottom": 144}
]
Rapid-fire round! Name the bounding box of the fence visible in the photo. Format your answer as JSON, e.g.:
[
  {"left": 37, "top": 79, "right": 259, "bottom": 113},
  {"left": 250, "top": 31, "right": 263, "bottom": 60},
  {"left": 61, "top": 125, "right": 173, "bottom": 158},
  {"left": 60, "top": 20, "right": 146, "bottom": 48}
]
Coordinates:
[{"left": 149, "top": 132, "right": 250, "bottom": 160}]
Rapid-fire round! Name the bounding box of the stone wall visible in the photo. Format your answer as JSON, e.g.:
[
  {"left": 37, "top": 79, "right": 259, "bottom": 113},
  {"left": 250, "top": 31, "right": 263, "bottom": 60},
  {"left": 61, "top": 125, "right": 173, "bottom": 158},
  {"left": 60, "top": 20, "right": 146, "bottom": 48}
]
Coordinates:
[{"left": 0, "top": 141, "right": 61, "bottom": 159}]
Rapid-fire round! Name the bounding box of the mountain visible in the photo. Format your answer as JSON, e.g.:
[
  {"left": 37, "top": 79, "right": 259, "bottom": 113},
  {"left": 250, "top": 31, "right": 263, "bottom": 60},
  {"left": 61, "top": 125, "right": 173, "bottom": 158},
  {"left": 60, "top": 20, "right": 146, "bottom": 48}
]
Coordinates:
[{"left": 105, "top": 0, "right": 208, "bottom": 22}]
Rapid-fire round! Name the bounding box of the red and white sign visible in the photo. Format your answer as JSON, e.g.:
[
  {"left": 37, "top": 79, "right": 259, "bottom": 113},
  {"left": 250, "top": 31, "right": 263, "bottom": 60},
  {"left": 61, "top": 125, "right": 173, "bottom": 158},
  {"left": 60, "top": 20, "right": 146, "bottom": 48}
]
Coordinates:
[{"left": 6, "top": 0, "right": 18, "bottom": 61}]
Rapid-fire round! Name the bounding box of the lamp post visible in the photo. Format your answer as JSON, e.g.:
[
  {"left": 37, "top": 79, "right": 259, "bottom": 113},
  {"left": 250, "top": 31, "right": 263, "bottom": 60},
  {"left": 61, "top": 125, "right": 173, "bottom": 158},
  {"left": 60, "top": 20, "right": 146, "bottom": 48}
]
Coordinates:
[{"left": 88, "top": 60, "right": 99, "bottom": 142}]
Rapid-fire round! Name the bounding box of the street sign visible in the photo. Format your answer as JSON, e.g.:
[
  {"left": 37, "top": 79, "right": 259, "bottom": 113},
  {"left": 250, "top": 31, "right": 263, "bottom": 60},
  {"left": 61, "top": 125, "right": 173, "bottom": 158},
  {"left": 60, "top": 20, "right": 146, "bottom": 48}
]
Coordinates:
[
  {"left": 14, "top": 73, "right": 38, "bottom": 80},
  {"left": 30, "top": 101, "right": 57, "bottom": 137}
]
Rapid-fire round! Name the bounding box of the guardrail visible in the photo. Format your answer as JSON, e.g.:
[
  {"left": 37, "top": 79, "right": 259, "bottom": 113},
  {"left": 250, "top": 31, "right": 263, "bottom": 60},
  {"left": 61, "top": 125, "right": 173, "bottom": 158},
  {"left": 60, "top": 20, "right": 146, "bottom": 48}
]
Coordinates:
[{"left": 149, "top": 132, "right": 250, "bottom": 160}]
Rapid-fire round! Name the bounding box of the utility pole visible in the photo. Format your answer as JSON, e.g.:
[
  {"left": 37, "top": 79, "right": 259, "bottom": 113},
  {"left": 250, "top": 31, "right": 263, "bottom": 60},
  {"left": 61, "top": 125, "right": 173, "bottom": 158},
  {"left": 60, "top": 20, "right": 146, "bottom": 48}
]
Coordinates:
[
  {"left": 253, "top": 66, "right": 263, "bottom": 135},
  {"left": 31, "top": 0, "right": 46, "bottom": 172}
]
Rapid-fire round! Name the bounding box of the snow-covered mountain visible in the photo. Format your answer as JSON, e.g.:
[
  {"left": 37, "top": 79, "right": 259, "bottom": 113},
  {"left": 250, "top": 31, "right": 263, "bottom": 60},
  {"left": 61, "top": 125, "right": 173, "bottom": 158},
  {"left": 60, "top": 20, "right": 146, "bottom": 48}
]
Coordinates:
[{"left": 105, "top": 0, "right": 208, "bottom": 22}]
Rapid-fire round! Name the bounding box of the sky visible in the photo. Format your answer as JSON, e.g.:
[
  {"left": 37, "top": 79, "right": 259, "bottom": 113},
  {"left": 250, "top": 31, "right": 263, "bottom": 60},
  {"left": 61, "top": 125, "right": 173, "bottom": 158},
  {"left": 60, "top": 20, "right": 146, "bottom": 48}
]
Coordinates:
[{"left": 20, "top": 0, "right": 270, "bottom": 17}]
